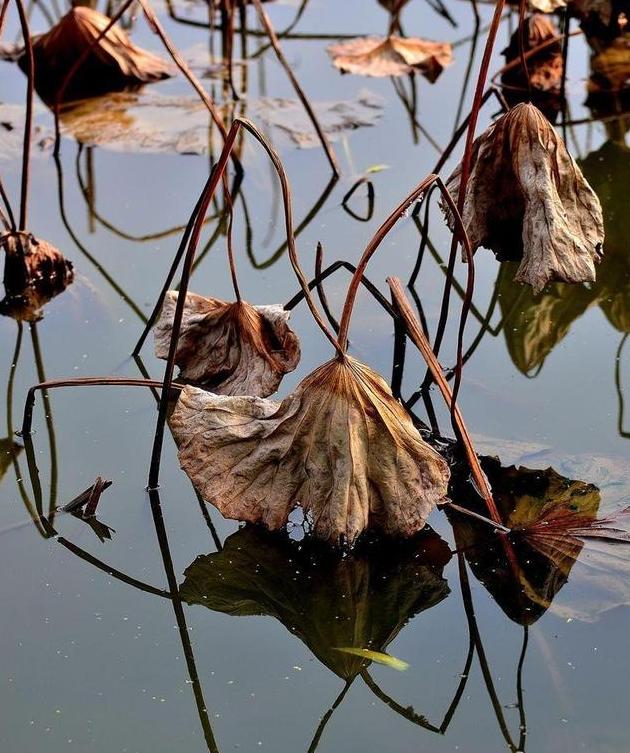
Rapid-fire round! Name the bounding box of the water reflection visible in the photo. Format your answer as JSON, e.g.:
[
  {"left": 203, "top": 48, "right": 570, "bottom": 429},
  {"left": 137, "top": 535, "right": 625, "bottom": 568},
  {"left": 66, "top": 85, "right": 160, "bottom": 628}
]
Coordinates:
[
  {"left": 181, "top": 525, "right": 451, "bottom": 679},
  {"left": 452, "top": 459, "right": 601, "bottom": 625}
]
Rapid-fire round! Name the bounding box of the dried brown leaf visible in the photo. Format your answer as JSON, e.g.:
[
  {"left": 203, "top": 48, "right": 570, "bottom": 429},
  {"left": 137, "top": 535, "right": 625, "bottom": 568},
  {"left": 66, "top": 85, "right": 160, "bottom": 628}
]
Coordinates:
[
  {"left": 443, "top": 102, "right": 604, "bottom": 294},
  {"left": 154, "top": 291, "right": 300, "bottom": 397},
  {"left": 21, "top": 7, "right": 172, "bottom": 101},
  {"left": 2, "top": 233, "right": 74, "bottom": 292},
  {"left": 328, "top": 35, "right": 453, "bottom": 82},
  {"left": 169, "top": 356, "right": 450, "bottom": 545}
]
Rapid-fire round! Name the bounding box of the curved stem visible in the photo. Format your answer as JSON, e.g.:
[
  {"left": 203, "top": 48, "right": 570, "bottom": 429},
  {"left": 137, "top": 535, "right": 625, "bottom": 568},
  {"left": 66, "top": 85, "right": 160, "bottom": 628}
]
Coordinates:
[
  {"left": 337, "top": 174, "right": 438, "bottom": 352},
  {"left": 249, "top": 0, "right": 340, "bottom": 176}
]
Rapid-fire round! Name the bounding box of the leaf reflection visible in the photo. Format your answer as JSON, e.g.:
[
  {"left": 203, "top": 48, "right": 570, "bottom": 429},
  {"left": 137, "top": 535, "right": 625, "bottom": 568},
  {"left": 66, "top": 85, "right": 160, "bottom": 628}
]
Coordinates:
[{"left": 181, "top": 525, "right": 451, "bottom": 680}]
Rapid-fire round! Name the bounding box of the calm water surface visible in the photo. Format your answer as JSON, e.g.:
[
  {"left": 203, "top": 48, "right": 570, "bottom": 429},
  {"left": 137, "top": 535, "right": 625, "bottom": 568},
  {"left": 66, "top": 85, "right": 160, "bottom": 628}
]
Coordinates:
[{"left": 1, "top": 1, "right": 629, "bottom": 751}]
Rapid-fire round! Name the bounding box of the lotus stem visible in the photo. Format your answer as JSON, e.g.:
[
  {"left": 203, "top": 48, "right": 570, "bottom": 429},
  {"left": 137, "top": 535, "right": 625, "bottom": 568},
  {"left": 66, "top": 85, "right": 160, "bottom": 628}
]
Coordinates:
[
  {"left": 13, "top": 0, "right": 34, "bottom": 230},
  {"left": 249, "top": 0, "right": 340, "bottom": 177}
]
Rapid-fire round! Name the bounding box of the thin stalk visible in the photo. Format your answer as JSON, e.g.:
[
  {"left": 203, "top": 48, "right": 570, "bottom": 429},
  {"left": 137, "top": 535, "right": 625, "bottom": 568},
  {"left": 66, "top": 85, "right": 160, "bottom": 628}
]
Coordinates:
[
  {"left": 29, "top": 323, "right": 58, "bottom": 515},
  {"left": 306, "top": 680, "right": 353, "bottom": 753},
  {"left": 457, "top": 553, "right": 518, "bottom": 752},
  {"left": 337, "top": 174, "right": 438, "bottom": 352},
  {"left": 14, "top": 0, "right": 34, "bottom": 230},
  {"left": 148, "top": 123, "right": 239, "bottom": 490},
  {"left": 431, "top": 0, "right": 507, "bottom": 365},
  {"left": 132, "top": 180, "right": 226, "bottom": 355},
  {"left": 0, "top": 177, "right": 16, "bottom": 231},
  {"left": 21, "top": 376, "right": 181, "bottom": 436},
  {"left": 387, "top": 276, "right": 502, "bottom": 527},
  {"left": 314, "top": 242, "right": 340, "bottom": 333},
  {"left": 249, "top": 0, "right": 340, "bottom": 176},
  {"left": 148, "top": 489, "right": 220, "bottom": 752}
]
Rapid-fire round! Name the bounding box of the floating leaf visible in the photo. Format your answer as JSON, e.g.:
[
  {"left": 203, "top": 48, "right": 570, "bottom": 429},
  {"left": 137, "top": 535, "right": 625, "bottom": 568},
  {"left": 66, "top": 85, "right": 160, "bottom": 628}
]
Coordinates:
[
  {"left": 58, "top": 91, "right": 223, "bottom": 155},
  {"left": 181, "top": 525, "right": 450, "bottom": 679},
  {"left": 21, "top": 7, "right": 172, "bottom": 102},
  {"left": 0, "top": 104, "right": 51, "bottom": 161},
  {"left": 170, "top": 355, "right": 450, "bottom": 545},
  {"left": 443, "top": 102, "right": 604, "bottom": 294},
  {"left": 58, "top": 90, "right": 384, "bottom": 155},
  {"left": 332, "top": 647, "right": 409, "bottom": 671},
  {"left": 501, "top": 15, "right": 564, "bottom": 120},
  {"left": 251, "top": 91, "right": 384, "bottom": 148},
  {"left": 154, "top": 291, "right": 300, "bottom": 397},
  {"left": 327, "top": 35, "right": 452, "bottom": 82},
  {"left": 451, "top": 458, "right": 630, "bottom": 623}
]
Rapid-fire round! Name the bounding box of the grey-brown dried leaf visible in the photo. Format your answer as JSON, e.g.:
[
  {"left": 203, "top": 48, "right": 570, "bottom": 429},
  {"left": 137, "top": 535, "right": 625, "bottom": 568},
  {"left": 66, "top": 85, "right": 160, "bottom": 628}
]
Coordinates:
[
  {"left": 328, "top": 35, "right": 453, "bottom": 82},
  {"left": 169, "top": 355, "right": 450, "bottom": 546},
  {"left": 21, "top": 7, "right": 172, "bottom": 101},
  {"left": 2, "top": 233, "right": 74, "bottom": 291},
  {"left": 154, "top": 290, "right": 300, "bottom": 397},
  {"left": 443, "top": 102, "right": 604, "bottom": 294}
]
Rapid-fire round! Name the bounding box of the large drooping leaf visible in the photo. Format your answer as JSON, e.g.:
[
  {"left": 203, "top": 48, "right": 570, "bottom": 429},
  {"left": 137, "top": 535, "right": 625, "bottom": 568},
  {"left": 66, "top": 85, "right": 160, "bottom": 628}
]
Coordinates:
[
  {"left": 20, "top": 7, "right": 172, "bottom": 102},
  {"left": 154, "top": 291, "right": 300, "bottom": 397},
  {"left": 170, "top": 356, "right": 450, "bottom": 545},
  {"left": 327, "top": 35, "right": 452, "bottom": 82},
  {"left": 180, "top": 525, "right": 450, "bottom": 679},
  {"left": 443, "top": 103, "right": 604, "bottom": 294}
]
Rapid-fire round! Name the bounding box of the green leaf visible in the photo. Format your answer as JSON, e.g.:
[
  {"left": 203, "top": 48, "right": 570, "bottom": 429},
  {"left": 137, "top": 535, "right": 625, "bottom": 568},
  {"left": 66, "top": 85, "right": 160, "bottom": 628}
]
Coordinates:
[{"left": 333, "top": 647, "right": 409, "bottom": 671}]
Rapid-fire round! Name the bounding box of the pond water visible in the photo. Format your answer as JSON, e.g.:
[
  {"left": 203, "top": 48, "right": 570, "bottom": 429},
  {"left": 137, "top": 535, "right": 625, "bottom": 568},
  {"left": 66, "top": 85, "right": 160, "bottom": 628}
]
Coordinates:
[{"left": 1, "top": 0, "right": 630, "bottom": 751}]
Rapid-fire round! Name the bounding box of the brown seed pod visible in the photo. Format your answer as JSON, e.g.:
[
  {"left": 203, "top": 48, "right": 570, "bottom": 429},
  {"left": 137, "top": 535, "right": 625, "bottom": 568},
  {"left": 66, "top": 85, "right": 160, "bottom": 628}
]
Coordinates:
[
  {"left": 154, "top": 291, "right": 300, "bottom": 397},
  {"left": 443, "top": 103, "right": 604, "bottom": 294},
  {"left": 169, "top": 355, "right": 450, "bottom": 546}
]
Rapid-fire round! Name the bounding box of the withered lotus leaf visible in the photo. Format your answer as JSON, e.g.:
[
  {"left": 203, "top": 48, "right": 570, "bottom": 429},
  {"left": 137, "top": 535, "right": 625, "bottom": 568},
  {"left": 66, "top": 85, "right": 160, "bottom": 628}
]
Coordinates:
[
  {"left": 443, "top": 102, "right": 604, "bottom": 294},
  {"left": 154, "top": 290, "right": 300, "bottom": 397},
  {"left": 327, "top": 35, "right": 453, "bottom": 82},
  {"left": 169, "top": 355, "right": 450, "bottom": 545},
  {"left": 21, "top": 7, "right": 172, "bottom": 100},
  {"left": 2, "top": 233, "right": 74, "bottom": 293}
]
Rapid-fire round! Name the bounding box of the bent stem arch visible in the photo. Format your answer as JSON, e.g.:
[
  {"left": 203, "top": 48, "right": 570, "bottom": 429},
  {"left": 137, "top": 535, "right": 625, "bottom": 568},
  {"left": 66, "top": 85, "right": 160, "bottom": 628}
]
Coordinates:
[{"left": 147, "top": 116, "right": 342, "bottom": 490}]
